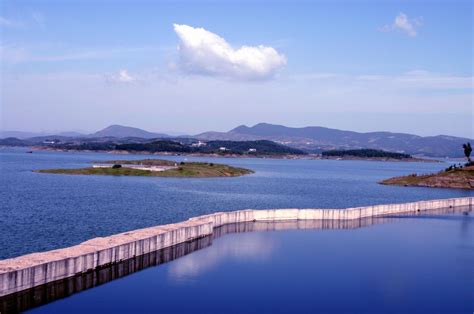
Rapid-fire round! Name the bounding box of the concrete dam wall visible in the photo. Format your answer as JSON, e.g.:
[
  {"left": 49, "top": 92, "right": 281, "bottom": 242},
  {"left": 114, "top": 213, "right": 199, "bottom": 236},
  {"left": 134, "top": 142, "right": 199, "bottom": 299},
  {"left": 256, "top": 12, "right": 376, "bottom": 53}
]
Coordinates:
[
  {"left": 1, "top": 197, "right": 472, "bottom": 298},
  {"left": 3, "top": 208, "right": 467, "bottom": 314}
]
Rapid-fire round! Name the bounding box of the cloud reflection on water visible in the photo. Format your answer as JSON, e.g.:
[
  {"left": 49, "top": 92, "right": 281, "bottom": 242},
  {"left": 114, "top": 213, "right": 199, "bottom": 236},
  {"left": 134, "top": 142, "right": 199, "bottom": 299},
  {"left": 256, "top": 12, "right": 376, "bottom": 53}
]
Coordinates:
[{"left": 168, "top": 232, "right": 276, "bottom": 282}]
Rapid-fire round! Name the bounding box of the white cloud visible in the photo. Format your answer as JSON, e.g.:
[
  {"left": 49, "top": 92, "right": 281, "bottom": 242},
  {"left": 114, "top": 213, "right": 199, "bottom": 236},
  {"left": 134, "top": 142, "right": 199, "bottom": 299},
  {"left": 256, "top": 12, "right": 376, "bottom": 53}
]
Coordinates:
[
  {"left": 0, "top": 16, "right": 21, "bottom": 28},
  {"left": 0, "top": 45, "right": 167, "bottom": 65},
  {"left": 0, "top": 44, "right": 30, "bottom": 63},
  {"left": 107, "top": 70, "right": 137, "bottom": 83},
  {"left": 0, "top": 12, "right": 44, "bottom": 29},
  {"left": 291, "top": 70, "right": 473, "bottom": 90},
  {"left": 173, "top": 24, "right": 286, "bottom": 80},
  {"left": 31, "top": 11, "right": 45, "bottom": 27},
  {"left": 381, "top": 13, "right": 423, "bottom": 37}
]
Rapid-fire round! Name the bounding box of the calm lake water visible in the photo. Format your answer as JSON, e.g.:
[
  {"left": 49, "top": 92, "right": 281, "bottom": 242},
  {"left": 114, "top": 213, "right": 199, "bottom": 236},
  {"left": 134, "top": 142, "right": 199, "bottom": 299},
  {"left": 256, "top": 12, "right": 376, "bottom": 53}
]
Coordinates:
[
  {"left": 26, "top": 212, "right": 474, "bottom": 314},
  {"left": 1, "top": 147, "right": 473, "bottom": 313},
  {"left": 0, "top": 147, "right": 473, "bottom": 259}
]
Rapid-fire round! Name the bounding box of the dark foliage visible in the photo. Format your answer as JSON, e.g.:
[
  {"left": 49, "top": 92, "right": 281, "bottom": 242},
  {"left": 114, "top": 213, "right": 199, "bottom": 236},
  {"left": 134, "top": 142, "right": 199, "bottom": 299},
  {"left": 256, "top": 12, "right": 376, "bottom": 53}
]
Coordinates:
[
  {"left": 202, "top": 140, "right": 306, "bottom": 155},
  {"left": 322, "top": 149, "right": 411, "bottom": 159},
  {"left": 463, "top": 142, "right": 472, "bottom": 162},
  {"left": 47, "top": 139, "right": 305, "bottom": 155},
  {"left": 116, "top": 140, "right": 193, "bottom": 153}
]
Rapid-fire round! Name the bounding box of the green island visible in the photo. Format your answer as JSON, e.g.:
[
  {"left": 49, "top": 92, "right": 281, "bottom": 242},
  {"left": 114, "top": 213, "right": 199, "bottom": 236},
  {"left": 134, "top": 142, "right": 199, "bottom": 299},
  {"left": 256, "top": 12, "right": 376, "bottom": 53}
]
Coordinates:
[
  {"left": 36, "top": 159, "right": 254, "bottom": 178},
  {"left": 380, "top": 165, "right": 474, "bottom": 189}
]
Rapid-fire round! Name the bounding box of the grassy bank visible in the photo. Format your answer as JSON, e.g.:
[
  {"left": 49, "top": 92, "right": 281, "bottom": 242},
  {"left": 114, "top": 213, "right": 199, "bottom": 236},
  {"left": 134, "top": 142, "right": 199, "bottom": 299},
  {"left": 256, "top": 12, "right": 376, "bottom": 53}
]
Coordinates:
[{"left": 380, "top": 166, "right": 474, "bottom": 189}]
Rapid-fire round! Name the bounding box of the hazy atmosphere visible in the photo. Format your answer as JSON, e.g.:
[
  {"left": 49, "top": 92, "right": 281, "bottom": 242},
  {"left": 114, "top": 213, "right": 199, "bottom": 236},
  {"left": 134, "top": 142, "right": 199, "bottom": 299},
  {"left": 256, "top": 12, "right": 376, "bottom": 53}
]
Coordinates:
[
  {"left": 1, "top": 0, "right": 472, "bottom": 137},
  {"left": 1, "top": 2, "right": 474, "bottom": 314}
]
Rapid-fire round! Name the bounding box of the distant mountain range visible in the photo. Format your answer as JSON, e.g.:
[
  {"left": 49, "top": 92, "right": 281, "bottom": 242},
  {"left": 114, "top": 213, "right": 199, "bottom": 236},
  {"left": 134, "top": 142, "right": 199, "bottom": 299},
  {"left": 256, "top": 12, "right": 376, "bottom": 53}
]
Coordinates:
[
  {"left": 1, "top": 123, "right": 472, "bottom": 157},
  {"left": 0, "top": 130, "right": 85, "bottom": 139},
  {"left": 0, "top": 125, "right": 167, "bottom": 140},
  {"left": 195, "top": 123, "right": 472, "bottom": 157}
]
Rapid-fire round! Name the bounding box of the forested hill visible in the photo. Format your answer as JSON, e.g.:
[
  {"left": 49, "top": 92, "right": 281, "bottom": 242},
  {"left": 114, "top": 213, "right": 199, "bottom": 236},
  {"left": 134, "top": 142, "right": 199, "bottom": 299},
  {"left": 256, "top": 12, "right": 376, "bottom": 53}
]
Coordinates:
[
  {"left": 28, "top": 139, "right": 306, "bottom": 155},
  {"left": 322, "top": 149, "right": 412, "bottom": 159},
  {"left": 196, "top": 123, "right": 472, "bottom": 157}
]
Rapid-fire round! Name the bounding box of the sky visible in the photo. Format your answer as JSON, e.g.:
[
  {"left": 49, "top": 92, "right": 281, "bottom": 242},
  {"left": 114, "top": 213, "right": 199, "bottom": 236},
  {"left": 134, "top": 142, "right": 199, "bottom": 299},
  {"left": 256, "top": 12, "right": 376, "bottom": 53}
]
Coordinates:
[{"left": 1, "top": 0, "right": 473, "bottom": 137}]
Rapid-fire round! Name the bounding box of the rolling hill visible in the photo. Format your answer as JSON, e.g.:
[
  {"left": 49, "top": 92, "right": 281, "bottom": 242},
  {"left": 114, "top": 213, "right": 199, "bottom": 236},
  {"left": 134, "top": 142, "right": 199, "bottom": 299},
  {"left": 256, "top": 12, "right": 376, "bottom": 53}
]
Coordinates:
[
  {"left": 196, "top": 123, "right": 472, "bottom": 157},
  {"left": 90, "top": 125, "right": 168, "bottom": 139}
]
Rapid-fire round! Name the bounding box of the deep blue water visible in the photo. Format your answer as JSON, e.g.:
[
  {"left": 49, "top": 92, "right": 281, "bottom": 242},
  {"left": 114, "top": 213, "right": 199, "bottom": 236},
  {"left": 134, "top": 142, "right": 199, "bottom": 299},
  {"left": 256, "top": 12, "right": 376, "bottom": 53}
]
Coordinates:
[
  {"left": 28, "top": 213, "right": 474, "bottom": 314},
  {"left": 1, "top": 147, "right": 474, "bottom": 313},
  {"left": 0, "top": 147, "right": 473, "bottom": 259}
]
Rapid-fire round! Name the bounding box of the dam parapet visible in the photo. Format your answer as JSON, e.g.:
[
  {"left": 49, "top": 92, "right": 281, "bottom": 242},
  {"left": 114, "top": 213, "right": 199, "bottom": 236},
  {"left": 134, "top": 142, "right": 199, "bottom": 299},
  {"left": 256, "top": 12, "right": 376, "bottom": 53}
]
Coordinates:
[{"left": 0, "top": 197, "right": 472, "bottom": 299}]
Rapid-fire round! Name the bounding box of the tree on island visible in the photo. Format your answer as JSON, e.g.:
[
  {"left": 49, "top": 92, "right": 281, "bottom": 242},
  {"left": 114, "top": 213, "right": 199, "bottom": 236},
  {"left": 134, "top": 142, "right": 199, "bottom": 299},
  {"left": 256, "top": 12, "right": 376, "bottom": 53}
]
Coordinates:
[{"left": 462, "top": 142, "right": 472, "bottom": 163}]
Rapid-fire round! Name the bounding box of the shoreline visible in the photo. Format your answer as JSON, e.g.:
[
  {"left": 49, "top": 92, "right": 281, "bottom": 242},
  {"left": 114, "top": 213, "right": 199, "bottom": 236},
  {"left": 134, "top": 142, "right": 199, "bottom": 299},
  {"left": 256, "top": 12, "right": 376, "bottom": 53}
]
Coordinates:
[
  {"left": 32, "top": 146, "right": 308, "bottom": 160},
  {"left": 316, "top": 155, "right": 439, "bottom": 163},
  {"left": 1, "top": 196, "right": 472, "bottom": 298},
  {"left": 380, "top": 165, "right": 474, "bottom": 190},
  {"left": 6, "top": 146, "right": 441, "bottom": 163}
]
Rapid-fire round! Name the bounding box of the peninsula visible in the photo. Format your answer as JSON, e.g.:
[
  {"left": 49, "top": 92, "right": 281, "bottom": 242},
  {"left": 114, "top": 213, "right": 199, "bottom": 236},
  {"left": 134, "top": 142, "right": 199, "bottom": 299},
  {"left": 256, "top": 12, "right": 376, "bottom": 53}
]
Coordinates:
[
  {"left": 36, "top": 159, "right": 253, "bottom": 178},
  {"left": 380, "top": 164, "right": 474, "bottom": 189}
]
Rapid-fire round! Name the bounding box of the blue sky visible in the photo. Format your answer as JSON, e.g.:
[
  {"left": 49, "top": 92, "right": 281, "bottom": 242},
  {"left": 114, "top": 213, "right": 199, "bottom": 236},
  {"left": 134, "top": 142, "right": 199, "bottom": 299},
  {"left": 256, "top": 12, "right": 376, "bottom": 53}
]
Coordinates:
[{"left": 1, "top": 0, "right": 472, "bottom": 137}]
